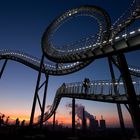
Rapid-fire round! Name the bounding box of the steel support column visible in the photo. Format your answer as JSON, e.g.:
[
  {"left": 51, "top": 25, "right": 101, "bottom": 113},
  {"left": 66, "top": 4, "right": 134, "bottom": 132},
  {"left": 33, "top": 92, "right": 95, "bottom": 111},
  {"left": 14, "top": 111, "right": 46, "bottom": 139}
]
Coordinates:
[
  {"left": 72, "top": 98, "right": 75, "bottom": 134},
  {"left": 53, "top": 111, "right": 56, "bottom": 129},
  {"left": 108, "top": 57, "right": 126, "bottom": 137},
  {"left": 117, "top": 53, "right": 140, "bottom": 139},
  {"left": 30, "top": 55, "right": 45, "bottom": 126},
  {"left": 0, "top": 60, "right": 8, "bottom": 79},
  {"left": 40, "top": 74, "right": 49, "bottom": 127}
]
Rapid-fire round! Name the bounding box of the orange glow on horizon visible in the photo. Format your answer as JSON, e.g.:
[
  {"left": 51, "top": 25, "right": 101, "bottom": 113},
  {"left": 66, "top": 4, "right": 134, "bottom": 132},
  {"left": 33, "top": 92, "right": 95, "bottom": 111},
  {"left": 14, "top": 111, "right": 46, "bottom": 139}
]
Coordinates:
[
  {"left": 47, "top": 113, "right": 132, "bottom": 128},
  {"left": 5, "top": 113, "right": 30, "bottom": 124},
  {"left": 10, "top": 115, "right": 30, "bottom": 121},
  {"left": 3, "top": 111, "right": 132, "bottom": 127},
  {"left": 48, "top": 114, "right": 72, "bottom": 126}
]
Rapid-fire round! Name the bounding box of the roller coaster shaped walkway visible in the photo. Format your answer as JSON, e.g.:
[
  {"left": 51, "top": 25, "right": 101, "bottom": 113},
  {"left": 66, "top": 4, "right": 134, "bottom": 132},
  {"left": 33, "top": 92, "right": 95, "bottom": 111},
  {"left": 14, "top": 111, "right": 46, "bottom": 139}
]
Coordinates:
[{"left": 0, "top": 0, "right": 140, "bottom": 125}]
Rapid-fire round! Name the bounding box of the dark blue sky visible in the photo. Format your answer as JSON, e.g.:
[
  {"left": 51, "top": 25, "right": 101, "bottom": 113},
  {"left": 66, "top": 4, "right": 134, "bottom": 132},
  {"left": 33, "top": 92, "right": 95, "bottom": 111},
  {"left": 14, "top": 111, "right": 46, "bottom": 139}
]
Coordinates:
[
  {"left": 0, "top": 0, "right": 139, "bottom": 126},
  {"left": 0, "top": 0, "right": 132, "bottom": 54}
]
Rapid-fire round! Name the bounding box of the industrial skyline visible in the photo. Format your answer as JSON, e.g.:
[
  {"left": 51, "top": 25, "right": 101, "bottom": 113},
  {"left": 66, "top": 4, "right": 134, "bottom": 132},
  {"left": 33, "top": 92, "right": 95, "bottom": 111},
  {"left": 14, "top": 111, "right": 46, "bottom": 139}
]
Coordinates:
[{"left": 0, "top": 0, "right": 139, "bottom": 130}]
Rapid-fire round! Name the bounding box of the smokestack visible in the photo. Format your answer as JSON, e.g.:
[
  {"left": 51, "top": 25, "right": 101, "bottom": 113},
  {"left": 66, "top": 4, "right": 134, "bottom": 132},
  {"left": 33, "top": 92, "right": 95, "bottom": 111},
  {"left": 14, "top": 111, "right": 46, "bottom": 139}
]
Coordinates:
[
  {"left": 89, "top": 116, "right": 99, "bottom": 130},
  {"left": 66, "top": 103, "right": 95, "bottom": 129},
  {"left": 94, "top": 116, "right": 99, "bottom": 129},
  {"left": 82, "top": 107, "right": 87, "bottom": 131},
  {"left": 100, "top": 115, "right": 106, "bottom": 129}
]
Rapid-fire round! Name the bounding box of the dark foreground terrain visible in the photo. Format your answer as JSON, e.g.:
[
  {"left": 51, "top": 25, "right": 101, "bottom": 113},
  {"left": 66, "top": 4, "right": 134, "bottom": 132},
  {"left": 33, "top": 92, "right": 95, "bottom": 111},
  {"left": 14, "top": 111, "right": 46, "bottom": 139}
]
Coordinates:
[{"left": 0, "top": 126, "right": 136, "bottom": 140}]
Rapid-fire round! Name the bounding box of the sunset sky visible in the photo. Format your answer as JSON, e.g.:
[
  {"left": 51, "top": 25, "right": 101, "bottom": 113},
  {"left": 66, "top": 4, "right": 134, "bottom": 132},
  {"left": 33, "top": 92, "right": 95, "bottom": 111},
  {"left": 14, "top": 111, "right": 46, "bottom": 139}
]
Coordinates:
[{"left": 0, "top": 0, "right": 139, "bottom": 128}]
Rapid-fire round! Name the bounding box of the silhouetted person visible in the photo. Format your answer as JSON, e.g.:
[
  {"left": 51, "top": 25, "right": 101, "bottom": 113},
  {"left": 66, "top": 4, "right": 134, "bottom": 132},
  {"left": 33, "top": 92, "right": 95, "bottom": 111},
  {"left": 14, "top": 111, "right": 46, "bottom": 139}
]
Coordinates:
[
  {"left": 6, "top": 116, "right": 9, "bottom": 124},
  {"left": 82, "top": 78, "right": 90, "bottom": 94},
  {"left": 61, "top": 82, "right": 66, "bottom": 93},
  {"left": 15, "top": 118, "right": 20, "bottom": 127},
  {"left": 2, "top": 114, "right": 5, "bottom": 120},
  {"left": 0, "top": 114, "right": 5, "bottom": 125},
  {"left": 0, "top": 116, "right": 3, "bottom": 127},
  {"left": 86, "top": 78, "right": 90, "bottom": 93},
  {"left": 21, "top": 120, "right": 25, "bottom": 127}
]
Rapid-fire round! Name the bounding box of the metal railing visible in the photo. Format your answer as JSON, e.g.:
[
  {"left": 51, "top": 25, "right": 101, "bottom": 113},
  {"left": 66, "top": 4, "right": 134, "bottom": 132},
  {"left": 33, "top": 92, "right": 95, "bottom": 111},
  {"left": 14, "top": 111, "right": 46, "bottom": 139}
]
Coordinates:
[{"left": 59, "top": 78, "right": 140, "bottom": 96}]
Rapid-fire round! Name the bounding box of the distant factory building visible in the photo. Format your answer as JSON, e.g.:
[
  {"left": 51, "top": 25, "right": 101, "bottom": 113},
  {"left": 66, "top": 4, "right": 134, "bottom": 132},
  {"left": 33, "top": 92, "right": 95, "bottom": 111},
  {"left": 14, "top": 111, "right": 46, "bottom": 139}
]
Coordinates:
[
  {"left": 89, "top": 116, "right": 99, "bottom": 130},
  {"left": 100, "top": 115, "right": 106, "bottom": 129}
]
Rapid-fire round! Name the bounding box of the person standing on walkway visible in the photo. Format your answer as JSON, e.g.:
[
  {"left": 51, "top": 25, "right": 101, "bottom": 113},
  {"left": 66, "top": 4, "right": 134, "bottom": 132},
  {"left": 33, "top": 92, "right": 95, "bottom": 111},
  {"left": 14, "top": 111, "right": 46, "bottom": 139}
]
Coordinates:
[{"left": 82, "top": 78, "right": 90, "bottom": 94}]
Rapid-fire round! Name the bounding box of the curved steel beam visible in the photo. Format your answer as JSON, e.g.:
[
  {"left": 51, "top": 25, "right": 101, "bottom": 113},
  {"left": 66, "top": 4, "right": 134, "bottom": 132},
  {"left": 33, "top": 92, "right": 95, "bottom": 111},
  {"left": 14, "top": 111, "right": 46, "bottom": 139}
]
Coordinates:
[
  {"left": 42, "top": 5, "right": 111, "bottom": 62},
  {"left": 0, "top": 50, "right": 93, "bottom": 75}
]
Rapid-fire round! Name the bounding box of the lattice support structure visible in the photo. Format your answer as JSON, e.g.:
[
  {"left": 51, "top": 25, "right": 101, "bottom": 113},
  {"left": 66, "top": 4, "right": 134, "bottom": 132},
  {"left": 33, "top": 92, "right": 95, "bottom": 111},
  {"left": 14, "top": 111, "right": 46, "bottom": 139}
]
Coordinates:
[{"left": 29, "top": 55, "right": 49, "bottom": 127}]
